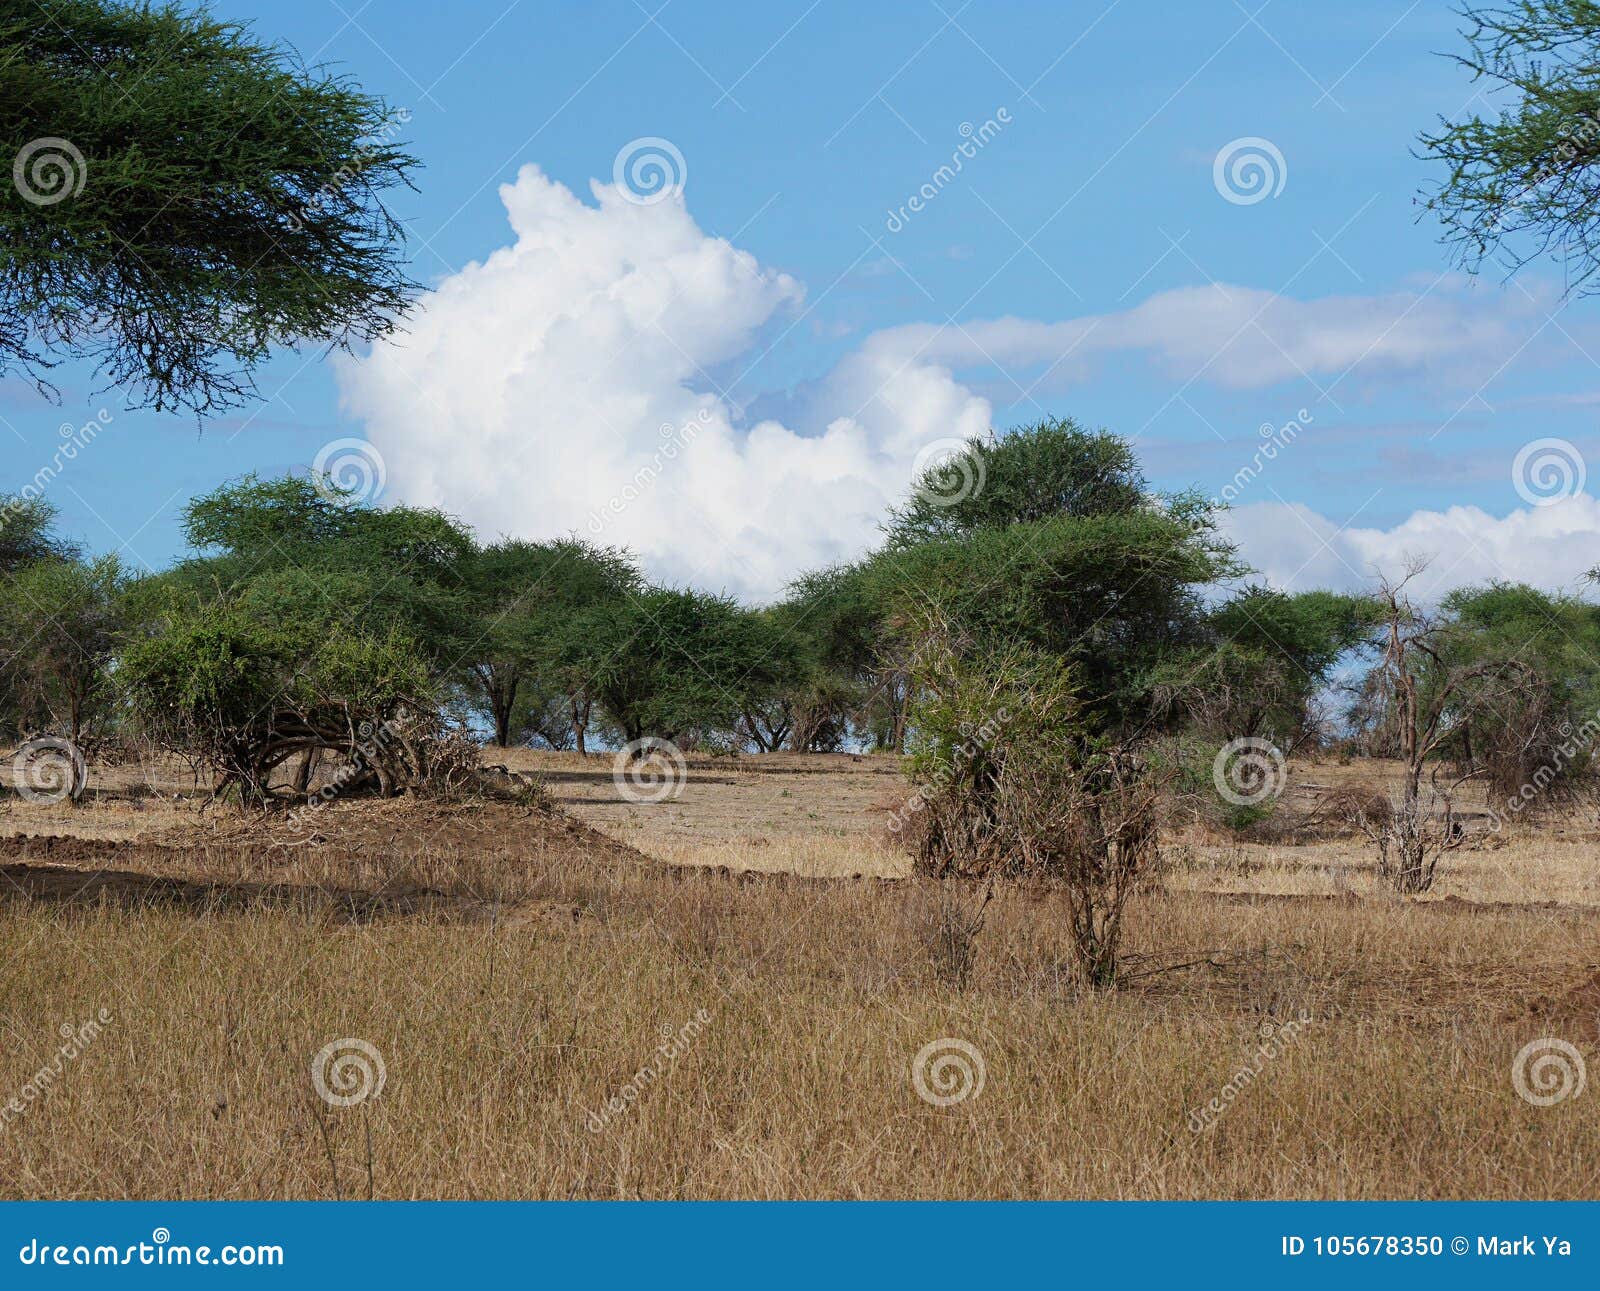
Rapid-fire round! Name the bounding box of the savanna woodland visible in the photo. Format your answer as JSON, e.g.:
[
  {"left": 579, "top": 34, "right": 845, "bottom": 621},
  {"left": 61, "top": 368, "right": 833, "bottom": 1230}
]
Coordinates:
[{"left": 5, "top": 0, "right": 1600, "bottom": 1204}]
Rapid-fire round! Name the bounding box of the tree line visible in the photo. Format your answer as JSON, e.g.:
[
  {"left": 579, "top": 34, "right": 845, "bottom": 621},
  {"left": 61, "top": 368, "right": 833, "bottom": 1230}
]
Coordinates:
[{"left": 5, "top": 418, "right": 1596, "bottom": 800}]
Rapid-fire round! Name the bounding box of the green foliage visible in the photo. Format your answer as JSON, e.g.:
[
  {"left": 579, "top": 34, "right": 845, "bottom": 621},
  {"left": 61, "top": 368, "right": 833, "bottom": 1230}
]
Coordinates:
[
  {"left": 873, "top": 504, "right": 1238, "bottom": 732},
  {"left": 764, "top": 563, "right": 893, "bottom": 750},
  {"left": 0, "top": 552, "right": 127, "bottom": 741},
  {"left": 120, "top": 603, "right": 434, "bottom": 800},
  {"left": 1, "top": 0, "right": 418, "bottom": 412},
  {"left": 885, "top": 415, "right": 1148, "bottom": 547},
  {"left": 584, "top": 588, "right": 794, "bottom": 746},
  {"left": 1429, "top": 581, "right": 1600, "bottom": 798},
  {"left": 461, "top": 537, "right": 640, "bottom": 746},
  {"left": 1419, "top": 1, "right": 1600, "bottom": 294},
  {"left": 0, "top": 493, "right": 76, "bottom": 575},
  {"left": 159, "top": 474, "right": 475, "bottom": 662},
  {"left": 1154, "top": 586, "right": 1382, "bottom": 745}
]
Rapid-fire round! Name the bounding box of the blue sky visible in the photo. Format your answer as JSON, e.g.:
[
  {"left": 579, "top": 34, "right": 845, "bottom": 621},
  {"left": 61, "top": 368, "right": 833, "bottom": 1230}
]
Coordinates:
[{"left": 14, "top": 0, "right": 1600, "bottom": 599}]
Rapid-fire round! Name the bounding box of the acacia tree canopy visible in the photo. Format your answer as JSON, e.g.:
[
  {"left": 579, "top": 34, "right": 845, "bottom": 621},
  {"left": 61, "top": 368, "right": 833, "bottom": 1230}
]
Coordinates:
[
  {"left": 1, "top": 0, "right": 419, "bottom": 413},
  {"left": 1419, "top": 1, "right": 1600, "bottom": 294}
]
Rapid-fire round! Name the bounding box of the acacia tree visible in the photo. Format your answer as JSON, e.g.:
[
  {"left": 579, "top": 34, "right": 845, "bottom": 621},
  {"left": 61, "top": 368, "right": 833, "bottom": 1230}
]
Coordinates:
[
  {"left": 1419, "top": 1, "right": 1600, "bottom": 294},
  {"left": 1154, "top": 586, "right": 1382, "bottom": 750},
  {"left": 1429, "top": 581, "right": 1600, "bottom": 804},
  {"left": 2, "top": 0, "right": 418, "bottom": 413},
  {"left": 120, "top": 474, "right": 476, "bottom": 801},
  {"left": 0, "top": 553, "right": 127, "bottom": 746},
  {"left": 462, "top": 538, "right": 639, "bottom": 748},
  {"left": 1356, "top": 565, "right": 1539, "bottom": 892},
  {"left": 885, "top": 422, "right": 1233, "bottom": 985},
  {"left": 119, "top": 609, "right": 443, "bottom": 804},
  {"left": 584, "top": 588, "right": 793, "bottom": 749}
]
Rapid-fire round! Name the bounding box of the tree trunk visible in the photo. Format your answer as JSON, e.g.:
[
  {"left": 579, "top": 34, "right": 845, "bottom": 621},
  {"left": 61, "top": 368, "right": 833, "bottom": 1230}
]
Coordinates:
[{"left": 571, "top": 694, "right": 590, "bottom": 756}]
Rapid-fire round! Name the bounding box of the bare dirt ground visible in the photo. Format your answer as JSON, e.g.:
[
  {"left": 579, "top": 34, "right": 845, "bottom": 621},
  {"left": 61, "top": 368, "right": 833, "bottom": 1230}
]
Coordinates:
[{"left": 0, "top": 746, "right": 1597, "bottom": 1199}]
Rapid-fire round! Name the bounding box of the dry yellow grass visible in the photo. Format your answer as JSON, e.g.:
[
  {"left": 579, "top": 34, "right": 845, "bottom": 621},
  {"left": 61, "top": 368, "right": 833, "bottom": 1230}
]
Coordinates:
[{"left": 1, "top": 748, "right": 1598, "bottom": 1199}]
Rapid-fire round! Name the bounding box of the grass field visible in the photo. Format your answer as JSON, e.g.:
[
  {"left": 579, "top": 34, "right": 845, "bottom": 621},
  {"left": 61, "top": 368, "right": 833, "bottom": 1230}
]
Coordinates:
[{"left": 1, "top": 748, "right": 1597, "bottom": 1199}]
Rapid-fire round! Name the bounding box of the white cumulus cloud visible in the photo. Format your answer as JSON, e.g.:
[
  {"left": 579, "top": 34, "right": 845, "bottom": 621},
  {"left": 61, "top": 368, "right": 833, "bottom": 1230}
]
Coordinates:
[
  {"left": 338, "top": 163, "right": 1572, "bottom": 600},
  {"left": 1223, "top": 496, "right": 1600, "bottom": 598}
]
